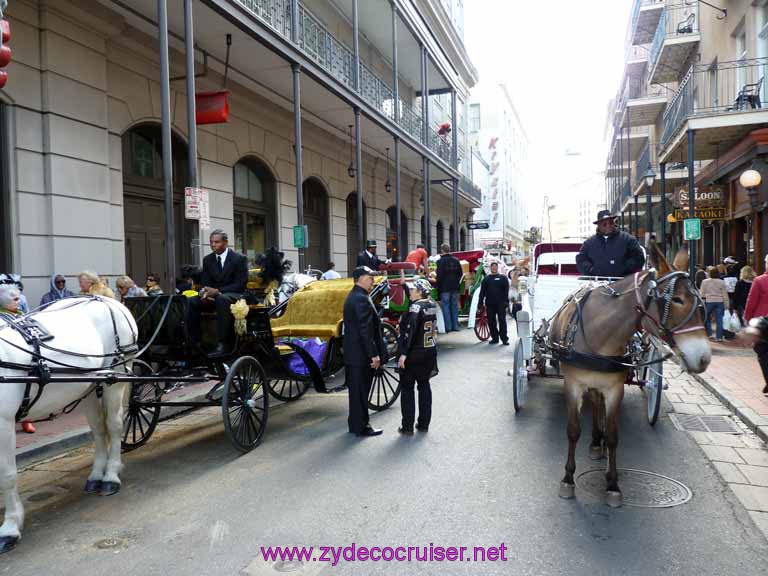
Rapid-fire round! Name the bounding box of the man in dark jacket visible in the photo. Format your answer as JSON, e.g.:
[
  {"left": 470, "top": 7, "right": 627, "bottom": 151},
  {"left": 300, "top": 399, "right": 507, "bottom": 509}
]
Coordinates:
[
  {"left": 356, "top": 240, "right": 385, "bottom": 271},
  {"left": 188, "top": 229, "right": 249, "bottom": 357},
  {"left": 343, "top": 266, "right": 386, "bottom": 436},
  {"left": 576, "top": 210, "right": 645, "bottom": 278},
  {"left": 478, "top": 261, "right": 510, "bottom": 345},
  {"left": 436, "top": 243, "right": 463, "bottom": 332}
]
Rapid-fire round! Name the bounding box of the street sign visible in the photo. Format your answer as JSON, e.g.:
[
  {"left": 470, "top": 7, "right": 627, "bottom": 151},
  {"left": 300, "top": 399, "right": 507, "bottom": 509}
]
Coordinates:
[
  {"left": 467, "top": 221, "right": 490, "bottom": 230},
  {"left": 199, "top": 190, "right": 210, "bottom": 230},
  {"left": 683, "top": 218, "right": 701, "bottom": 241},
  {"left": 673, "top": 207, "right": 726, "bottom": 221},
  {"left": 293, "top": 224, "right": 309, "bottom": 249},
  {"left": 185, "top": 187, "right": 210, "bottom": 229}
]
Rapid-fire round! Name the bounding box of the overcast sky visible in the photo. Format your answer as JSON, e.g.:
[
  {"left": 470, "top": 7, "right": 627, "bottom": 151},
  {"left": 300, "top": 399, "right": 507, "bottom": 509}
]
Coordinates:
[{"left": 464, "top": 0, "right": 633, "bottom": 224}]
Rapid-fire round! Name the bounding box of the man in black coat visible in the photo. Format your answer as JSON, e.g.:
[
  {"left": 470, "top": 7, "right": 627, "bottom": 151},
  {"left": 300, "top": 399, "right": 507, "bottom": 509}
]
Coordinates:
[
  {"left": 343, "top": 266, "right": 386, "bottom": 437},
  {"left": 436, "top": 243, "right": 463, "bottom": 332},
  {"left": 478, "top": 261, "right": 510, "bottom": 345},
  {"left": 188, "top": 229, "right": 249, "bottom": 357},
  {"left": 356, "top": 240, "right": 385, "bottom": 271},
  {"left": 576, "top": 210, "right": 645, "bottom": 278}
]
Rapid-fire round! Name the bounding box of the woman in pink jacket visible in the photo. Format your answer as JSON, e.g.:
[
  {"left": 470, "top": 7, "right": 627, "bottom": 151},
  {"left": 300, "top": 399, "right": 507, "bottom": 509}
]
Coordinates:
[{"left": 744, "top": 254, "right": 768, "bottom": 394}]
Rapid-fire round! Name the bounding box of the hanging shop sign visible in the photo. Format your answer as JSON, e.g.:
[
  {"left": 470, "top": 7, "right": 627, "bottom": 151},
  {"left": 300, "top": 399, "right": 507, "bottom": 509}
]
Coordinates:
[
  {"left": 673, "top": 207, "right": 727, "bottom": 221},
  {"left": 196, "top": 91, "right": 230, "bottom": 125},
  {"left": 673, "top": 186, "right": 725, "bottom": 208}
]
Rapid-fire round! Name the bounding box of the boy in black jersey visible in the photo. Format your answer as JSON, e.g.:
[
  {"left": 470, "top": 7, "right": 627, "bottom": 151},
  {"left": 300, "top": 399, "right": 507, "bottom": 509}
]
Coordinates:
[{"left": 397, "top": 278, "right": 439, "bottom": 435}]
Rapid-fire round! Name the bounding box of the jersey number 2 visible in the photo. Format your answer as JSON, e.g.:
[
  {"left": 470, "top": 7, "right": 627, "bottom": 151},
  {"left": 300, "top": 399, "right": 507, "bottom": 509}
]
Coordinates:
[{"left": 423, "top": 320, "right": 437, "bottom": 348}]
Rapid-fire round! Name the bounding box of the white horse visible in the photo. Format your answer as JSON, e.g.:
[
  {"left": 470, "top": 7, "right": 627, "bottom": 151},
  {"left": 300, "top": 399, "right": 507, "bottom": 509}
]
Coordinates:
[
  {"left": 277, "top": 272, "right": 318, "bottom": 303},
  {"left": 0, "top": 296, "right": 138, "bottom": 553}
]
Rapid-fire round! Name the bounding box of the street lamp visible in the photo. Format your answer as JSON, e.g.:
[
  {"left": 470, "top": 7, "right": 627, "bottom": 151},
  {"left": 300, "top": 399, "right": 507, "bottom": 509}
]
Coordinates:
[
  {"left": 740, "top": 168, "right": 762, "bottom": 209},
  {"left": 644, "top": 166, "right": 656, "bottom": 245}
]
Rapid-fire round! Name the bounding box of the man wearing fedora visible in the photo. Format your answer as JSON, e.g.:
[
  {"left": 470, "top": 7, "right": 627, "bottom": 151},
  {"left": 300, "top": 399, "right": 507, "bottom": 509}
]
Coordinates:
[
  {"left": 576, "top": 210, "right": 645, "bottom": 278},
  {"left": 357, "top": 240, "right": 385, "bottom": 271}
]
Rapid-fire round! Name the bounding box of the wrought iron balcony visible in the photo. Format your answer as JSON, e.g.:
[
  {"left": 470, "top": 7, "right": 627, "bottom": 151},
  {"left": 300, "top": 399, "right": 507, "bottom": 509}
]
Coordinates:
[
  {"left": 628, "top": 0, "right": 665, "bottom": 46},
  {"left": 233, "top": 0, "right": 457, "bottom": 168},
  {"left": 460, "top": 174, "right": 482, "bottom": 204},
  {"left": 648, "top": 3, "right": 699, "bottom": 84},
  {"left": 635, "top": 142, "right": 653, "bottom": 190},
  {"left": 660, "top": 57, "right": 768, "bottom": 152}
]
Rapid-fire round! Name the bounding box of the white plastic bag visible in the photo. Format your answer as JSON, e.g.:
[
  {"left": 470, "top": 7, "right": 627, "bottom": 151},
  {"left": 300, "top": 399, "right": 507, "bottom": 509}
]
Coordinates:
[
  {"left": 722, "top": 310, "right": 732, "bottom": 332},
  {"left": 729, "top": 311, "right": 742, "bottom": 332}
]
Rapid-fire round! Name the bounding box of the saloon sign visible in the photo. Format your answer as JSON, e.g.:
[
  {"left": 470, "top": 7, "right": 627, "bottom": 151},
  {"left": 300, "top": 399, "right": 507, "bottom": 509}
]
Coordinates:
[{"left": 673, "top": 186, "right": 725, "bottom": 208}]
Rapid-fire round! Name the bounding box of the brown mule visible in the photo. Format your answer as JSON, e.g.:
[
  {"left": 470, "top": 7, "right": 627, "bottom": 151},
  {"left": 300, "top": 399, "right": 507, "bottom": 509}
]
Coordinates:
[{"left": 551, "top": 242, "right": 711, "bottom": 507}]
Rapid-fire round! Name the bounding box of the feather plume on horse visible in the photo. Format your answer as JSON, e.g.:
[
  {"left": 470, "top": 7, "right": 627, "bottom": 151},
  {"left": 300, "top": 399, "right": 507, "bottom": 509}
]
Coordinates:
[{"left": 255, "top": 248, "right": 292, "bottom": 306}]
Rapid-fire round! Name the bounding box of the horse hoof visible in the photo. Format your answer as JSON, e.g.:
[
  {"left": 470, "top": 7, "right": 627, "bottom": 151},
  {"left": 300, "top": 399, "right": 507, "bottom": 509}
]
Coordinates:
[
  {"left": 99, "top": 481, "right": 121, "bottom": 496},
  {"left": 0, "top": 536, "right": 19, "bottom": 554},
  {"left": 558, "top": 482, "right": 575, "bottom": 499},
  {"left": 84, "top": 479, "right": 102, "bottom": 494},
  {"left": 589, "top": 446, "right": 604, "bottom": 460},
  {"left": 606, "top": 491, "right": 622, "bottom": 508}
]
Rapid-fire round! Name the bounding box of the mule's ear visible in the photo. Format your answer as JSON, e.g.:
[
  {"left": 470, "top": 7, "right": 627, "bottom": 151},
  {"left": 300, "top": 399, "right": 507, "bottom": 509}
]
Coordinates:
[
  {"left": 672, "top": 246, "right": 689, "bottom": 272},
  {"left": 648, "top": 239, "right": 672, "bottom": 275}
]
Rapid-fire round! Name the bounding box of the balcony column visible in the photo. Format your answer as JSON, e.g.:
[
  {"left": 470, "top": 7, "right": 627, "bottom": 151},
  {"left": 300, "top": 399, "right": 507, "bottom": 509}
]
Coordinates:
[
  {"left": 292, "top": 63, "right": 305, "bottom": 267},
  {"left": 660, "top": 162, "right": 667, "bottom": 256},
  {"left": 421, "top": 46, "right": 429, "bottom": 146},
  {"left": 634, "top": 195, "right": 639, "bottom": 238},
  {"left": 451, "top": 89, "right": 459, "bottom": 249},
  {"left": 424, "top": 157, "right": 432, "bottom": 255},
  {"left": 452, "top": 179, "right": 459, "bottom": 250},
  {"left": 183, "top": 0, "right": 200, "bottom": 264},
  {"left": 394, "top": 135, "right": 402, "bottom": 258},
  {"left": 355, "top": 107, "right": 364, "bottom": 251},
  {"left": 352, "top": 0, "right": 360, "bottom": 91},
  {"left": 687, "top": 129, "right": 696, "bottom": 277},
  {"left": 290, "top": 0, "right": 299, "bottom": 43},
  {"left": 391, "top": 1, "right": 399, "bottom": 124},
  {"left": 158, "top": 0, "right": 175, "bottom": 291},
  {"left": 627, "top": 108, "right": 632, "bottom": 233}
]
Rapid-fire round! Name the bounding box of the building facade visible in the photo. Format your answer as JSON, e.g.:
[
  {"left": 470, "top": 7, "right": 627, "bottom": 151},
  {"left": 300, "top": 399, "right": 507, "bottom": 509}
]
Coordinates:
[
  {"left": 0, "top": 0, "right": 481, "bottom": 304},
  {"left": 468, "top": 82, "right": 529, "bottom": 254},
  {"left": 606, "top": 0, "right": 768, "bottom": 272}
]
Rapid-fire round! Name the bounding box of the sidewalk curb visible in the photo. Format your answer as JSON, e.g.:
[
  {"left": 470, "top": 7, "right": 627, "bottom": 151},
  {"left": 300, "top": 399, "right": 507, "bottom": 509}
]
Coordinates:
[
  {"left": 16, "top": 389, "right": 210, "bottom": 470},
  {"left": 672, "top": 356, "right": 768, "bottom": 444}
]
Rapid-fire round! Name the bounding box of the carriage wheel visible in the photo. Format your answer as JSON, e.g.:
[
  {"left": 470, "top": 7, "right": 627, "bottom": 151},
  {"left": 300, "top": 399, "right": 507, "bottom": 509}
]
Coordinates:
[
  {"left": 474, "top": 307, "right": 490, "bottom": 341},
  {"left": 643, "top": 346, "right": 664, "bottom": 426},
  {"left": 512, "top": 340, "right": 528, "bottom": 412},
  {"left": 121, "top": 359, "right": 162, "bottom": 451},
  {"left": 381, "top": 323, "right": 399, "bottom": 360},
  {"left": 367, "top": 365, "right": 401, "bottom": 411},
  {"left": 222, "top": 356, "right": 269, "bottom": 453},
  {"left": 267, "top": 374, "right": 310, "bottom": 402}
]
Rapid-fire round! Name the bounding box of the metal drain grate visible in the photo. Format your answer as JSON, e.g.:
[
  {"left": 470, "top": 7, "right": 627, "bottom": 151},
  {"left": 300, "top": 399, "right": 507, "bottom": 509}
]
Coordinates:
[{"left": 669, "top": 413, "right": 742, "bottom": 434}]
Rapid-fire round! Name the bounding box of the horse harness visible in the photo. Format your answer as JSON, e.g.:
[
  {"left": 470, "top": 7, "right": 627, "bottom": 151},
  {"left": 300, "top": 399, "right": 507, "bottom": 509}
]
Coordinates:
[{"left": 0, "top": 296, "right": 138, "bottom": 422}]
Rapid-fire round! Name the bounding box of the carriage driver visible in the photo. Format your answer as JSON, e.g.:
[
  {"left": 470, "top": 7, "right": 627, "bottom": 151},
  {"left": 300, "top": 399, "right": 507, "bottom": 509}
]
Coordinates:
[
  {"left": 188, "top": 229, "right": 249, "bottom": 358},
  {"left": 576, "top": 210, "right": 645, "bottom": 279}
]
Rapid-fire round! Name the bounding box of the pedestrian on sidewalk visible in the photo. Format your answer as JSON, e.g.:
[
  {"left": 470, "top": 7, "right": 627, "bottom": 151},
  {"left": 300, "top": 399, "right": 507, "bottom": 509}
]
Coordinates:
[
  {"left": 321, "top": 262, "right": 341, "bottom": 280},
  {"left": 0, "top": 284, "right": 35, "bottom": 433},
  {"left": 478, "top": 261, "right": 510, "bottom": 345},
  {"left": 79, "top": 271, "right": 116, "bottom": 299},
  {"left": 405, "top": 244, "right": 430, "bottom": 274},
  {"left": 343, "top": 266, "right": 386, "bottom": 437},
  {"left": 744, "top": 254, "right": 768, "bottom": 394},
  {"left": 734, "top": 265, "right": 756, "bottom": 325},
  {"left": 40, "top": 274, "right": 74, "bottom": 306},
  {"left": 145, "top": 273, "right": 164, "bottom": 296},
  {"left": 700, "top": 268, "right": 730, "bottom": 341},
  {"left": 397, "top": 278, "right": 438, "bottom": 435},
  {"left": 436, "top": 243, "right": 462, "bottom": 332},
  {"left": 115, "top": 276, "right": 147, "bottom": 302}
]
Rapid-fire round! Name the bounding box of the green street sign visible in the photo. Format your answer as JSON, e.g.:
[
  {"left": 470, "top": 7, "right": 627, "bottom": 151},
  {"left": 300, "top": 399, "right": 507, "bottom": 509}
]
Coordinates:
[
  {"left": 683, "top": 218, "right": 701, "bottom": 241},
  {"left": 293, "top": 224, "right": 308, "bottom": 249}
]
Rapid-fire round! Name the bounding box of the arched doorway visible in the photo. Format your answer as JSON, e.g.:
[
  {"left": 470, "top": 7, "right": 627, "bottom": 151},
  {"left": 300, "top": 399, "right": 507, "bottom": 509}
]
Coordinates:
[
  {"left": 460, "top": 227, "right": 467, "bottom": 251},
  {"left": 302, "top": 178, "right": 330, "bottom": 271},
  {"left": 233, "top": 156, "right": 277, "bottom": 267},
  {"left": 386, "top": 206, "right": 408, "bottom": 260},
  {"left": 346, "top": 193, "right": 367, "bottom": 273},
  {"left": 122, "top": 123, "right": 189, "bottom": 286},
  {"left": 436, "top": 221, "right": 444, "bottom": 248}
]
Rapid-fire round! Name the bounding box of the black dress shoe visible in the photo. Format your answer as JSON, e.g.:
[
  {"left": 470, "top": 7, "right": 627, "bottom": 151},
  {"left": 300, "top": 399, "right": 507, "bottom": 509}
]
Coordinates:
[
  {"left": 357, "top": 426, "right": 383, "bottom": 437},
  {"left": 502, "top": 340, "right": 510, "bottom": 345},
  {"left": 415, "top": 424, "right": 429, "bottom": 432},
  {"left": 208, "top": 343, "right": 229, "bottom": 358},
  {"left": 489, "top": 340, "right": 499, "bottom": 345},
  {"left": 398, "top": 427, "right": 414, "bottom": 436}
]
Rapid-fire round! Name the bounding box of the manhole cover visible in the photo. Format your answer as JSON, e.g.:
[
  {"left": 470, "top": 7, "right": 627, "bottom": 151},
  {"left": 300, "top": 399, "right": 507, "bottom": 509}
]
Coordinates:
[
  {"left": 669, "top": 413, "right": 742, "bottom": 434},
  {"left": 576, "top": 468, "right": 692, "bottom": 508},
  {"left": 94, "top": 537, "right": 126, "bottom": 550}
]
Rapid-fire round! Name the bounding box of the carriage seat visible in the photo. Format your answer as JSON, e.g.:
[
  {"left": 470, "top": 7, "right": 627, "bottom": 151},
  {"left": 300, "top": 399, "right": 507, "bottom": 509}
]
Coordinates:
[{"left": 270, "top": 287, "right": 347, "bottom": 338}]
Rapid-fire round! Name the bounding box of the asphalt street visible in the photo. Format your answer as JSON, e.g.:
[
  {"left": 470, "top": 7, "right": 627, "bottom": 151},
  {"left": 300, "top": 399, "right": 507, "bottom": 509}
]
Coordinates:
[{"left": 3, "top": 328, "right": 768, "bottom": 576}]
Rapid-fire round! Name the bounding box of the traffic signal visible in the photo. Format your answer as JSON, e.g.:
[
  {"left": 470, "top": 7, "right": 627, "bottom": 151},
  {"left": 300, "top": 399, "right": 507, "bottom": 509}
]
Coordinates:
[{"left": 0, "top": 19, "right": 10, "bottom": 90}]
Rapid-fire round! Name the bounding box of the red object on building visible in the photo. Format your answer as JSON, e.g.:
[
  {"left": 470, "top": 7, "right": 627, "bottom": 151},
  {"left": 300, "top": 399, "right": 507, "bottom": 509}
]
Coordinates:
[
  {"left": 195, "top": 90, "right": 229, "bottom": 125},
  {"left": 0, "top": 20, "right": 11, "bottom": 90},
  {"left": 437, "top": 122, "right": 451, "bottom": 136}
]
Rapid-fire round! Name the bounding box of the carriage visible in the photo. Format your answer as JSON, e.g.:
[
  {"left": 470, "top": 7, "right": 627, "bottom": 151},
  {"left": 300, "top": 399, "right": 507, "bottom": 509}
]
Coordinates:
[
  {"left": 121, "top": 275, "right": 401, "bottom": 454},
  {"left": 511, "top": 242, "right": 665, "bottom": 424}
]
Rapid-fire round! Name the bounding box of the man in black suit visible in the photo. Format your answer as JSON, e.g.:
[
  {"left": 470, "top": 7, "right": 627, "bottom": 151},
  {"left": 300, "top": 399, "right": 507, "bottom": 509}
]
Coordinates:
[
  {"left": 188, "top": 229, "right": 249, "bottom": 357},
  {"left": 356, "top": 240, "right": 385, "bottom": 271},
  {"left": 343, "top": 266, "right": 386, "bottom": 437}
]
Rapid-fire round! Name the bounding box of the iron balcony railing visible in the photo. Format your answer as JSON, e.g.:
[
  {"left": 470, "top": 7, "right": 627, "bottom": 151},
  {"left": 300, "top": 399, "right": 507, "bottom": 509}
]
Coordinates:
[
  {"left": 649, "top": 3, "right": 699, "bottom": 77},
  {"left": 635, "top": 142, "right": 653, "bottom": 190},
  {"left": 628, "top": 0, "right": 664, "bottom": 45},
  {"left": 661, "top": 57, "right": 768, "bottom": 150},
  {"left": 234, "top": 0, "right": 455, "bottom": 167},
  {"left": 621, "top": 179, "right": 631, "bottom": 205},
  {"left": 460, "top": 174, "right": 482, "bottom": 204}
]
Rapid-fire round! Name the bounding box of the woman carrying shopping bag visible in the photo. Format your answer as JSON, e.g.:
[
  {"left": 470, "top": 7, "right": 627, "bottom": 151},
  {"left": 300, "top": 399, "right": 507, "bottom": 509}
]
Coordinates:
[{"left": 700, "top": 268, "right": 730, "bottom": 342}]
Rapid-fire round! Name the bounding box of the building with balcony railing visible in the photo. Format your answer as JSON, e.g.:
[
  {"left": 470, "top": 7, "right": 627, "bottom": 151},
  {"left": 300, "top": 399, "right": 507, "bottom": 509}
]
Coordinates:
[{"left": 0, "top": 0, "right": 482, "bottom": 301}]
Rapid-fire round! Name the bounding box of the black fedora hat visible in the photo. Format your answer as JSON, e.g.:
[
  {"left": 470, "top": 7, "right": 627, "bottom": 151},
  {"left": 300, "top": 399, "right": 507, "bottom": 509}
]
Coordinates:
[{"left": 593, "top": 209, "right": 618, "bottom": 224}]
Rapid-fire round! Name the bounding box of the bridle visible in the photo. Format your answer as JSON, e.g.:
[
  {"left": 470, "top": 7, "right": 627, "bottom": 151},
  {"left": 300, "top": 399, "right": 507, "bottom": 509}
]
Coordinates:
[{"left": 633, "top": 270, "right": 705, "bottom": 346}]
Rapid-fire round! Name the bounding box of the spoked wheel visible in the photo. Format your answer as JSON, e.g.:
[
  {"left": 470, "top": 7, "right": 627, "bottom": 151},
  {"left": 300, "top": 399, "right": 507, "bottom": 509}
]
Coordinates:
[
  {"left": 381, "top": 323, "right": 399, "bottom": 359},
  {"left": 474, "top": 307, "right": 490, "bottom": 341},
  {"left": 267, "top": 374, "right": 310, "bottom": 402},
  {"left": 367, "top": 364, "right": 401, "bottom": 411},
  {"left": 121, "top": 359, "right": 162, "bottom": 451},
  {"left": 222, "top": 356, "right": 269, "bottom": 453},
  {"left": 512, "top": 340, "right": 528, "bottom": 412},
  {"left": 642, "top": 346, "right": 664, "bottom": 426}
]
